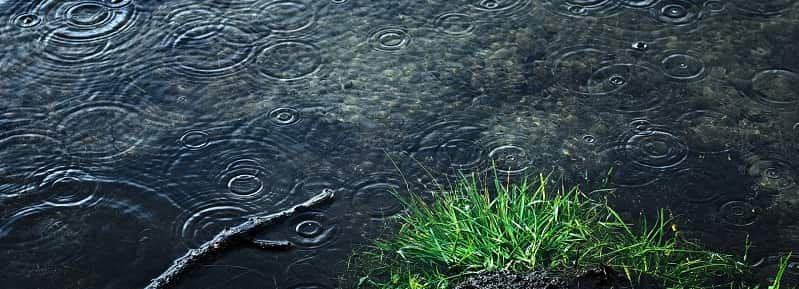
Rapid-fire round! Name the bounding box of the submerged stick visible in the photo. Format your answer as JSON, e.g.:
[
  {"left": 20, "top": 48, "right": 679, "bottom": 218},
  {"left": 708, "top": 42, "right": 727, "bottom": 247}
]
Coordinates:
[{"left": 144, "top": 189, "right": 335, "bottom": 289}]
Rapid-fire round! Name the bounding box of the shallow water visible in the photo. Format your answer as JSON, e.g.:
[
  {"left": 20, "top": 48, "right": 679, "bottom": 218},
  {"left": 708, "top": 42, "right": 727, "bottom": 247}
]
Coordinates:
[{"left": 1, "top": 0, "right": 798, "bottom": 288}]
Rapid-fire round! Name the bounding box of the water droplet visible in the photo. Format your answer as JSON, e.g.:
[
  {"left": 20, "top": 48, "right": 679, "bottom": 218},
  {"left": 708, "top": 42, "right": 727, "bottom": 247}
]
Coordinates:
[
  {"left": 368, "top": 27, "right": 411, "bottom": 52},
  {"left": 650, "top": 0, "right": 698, "bottom": 24},
  {"left": 663, "top": 4, "right": 688, "bottom": 18},
  {"left": 632, "top": 41, "right": 648, "bottom": 51},
  {"left": 14, "top": 14, "right": 41, "bottom": 28},
  {"left": 609, "top": 75, "right": 626, "bottom": 86},
  {"left": 287, "top": 211, "right": 338, "bottom": 248},
  {"left": 295, "top": 220, "right": 322, "bottom": 237},
  {"left": 765, "top": 167, "right": 781, "bottom": 179},
  {"left": 630, "top": 119, "right": 652, "bottom": 131},
  {"left": 268, "top": 107, "right": 300, "bottom": 125},
  {"left": 661, "top": 53, "right": 705, "bottom": 81},
  {"left": 480, "top": 0, "right": 500, "bottom": 9}
]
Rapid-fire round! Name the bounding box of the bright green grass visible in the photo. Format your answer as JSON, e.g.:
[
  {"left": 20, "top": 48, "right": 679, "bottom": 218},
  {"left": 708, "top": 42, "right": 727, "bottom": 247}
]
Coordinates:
[
  {"left": 768, "top": 253, "right": 792, "bottom": 289},
  {"left": 349, "top": 173, "right": 746, "bottom": 289}
]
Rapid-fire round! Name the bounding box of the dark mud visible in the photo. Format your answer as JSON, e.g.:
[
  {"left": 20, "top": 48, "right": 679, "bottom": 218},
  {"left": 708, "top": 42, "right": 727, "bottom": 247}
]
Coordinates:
[{"left": 454, "top": 267, "right": 656, "bottom": 289}]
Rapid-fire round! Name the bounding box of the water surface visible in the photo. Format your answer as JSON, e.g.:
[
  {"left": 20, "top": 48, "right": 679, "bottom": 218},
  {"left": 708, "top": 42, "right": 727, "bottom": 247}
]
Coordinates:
[{"left": 1, "top": 0, "right": 798, "bottom": 288}]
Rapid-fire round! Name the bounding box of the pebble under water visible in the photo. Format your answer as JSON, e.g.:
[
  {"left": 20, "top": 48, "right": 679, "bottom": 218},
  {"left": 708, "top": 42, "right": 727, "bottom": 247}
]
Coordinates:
[{"left": 1, "top": 0, "right": 798, "bottom": 288}]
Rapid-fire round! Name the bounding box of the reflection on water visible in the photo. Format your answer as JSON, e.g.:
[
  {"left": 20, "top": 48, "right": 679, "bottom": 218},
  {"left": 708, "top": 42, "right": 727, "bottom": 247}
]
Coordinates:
[{"left": 1, "top": 0, "right": 798, "bottom": 288}]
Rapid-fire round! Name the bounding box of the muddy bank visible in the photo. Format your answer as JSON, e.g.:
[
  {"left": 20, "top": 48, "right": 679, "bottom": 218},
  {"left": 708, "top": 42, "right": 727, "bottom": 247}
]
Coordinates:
[{"left": 454, "top": 267, "right": 659, "bottom": 289}]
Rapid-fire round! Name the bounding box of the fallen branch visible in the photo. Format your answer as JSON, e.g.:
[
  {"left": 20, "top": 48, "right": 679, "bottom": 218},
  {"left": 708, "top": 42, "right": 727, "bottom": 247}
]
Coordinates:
[{"left": 144, "top": 188, "right": 335, "bottom": 289}]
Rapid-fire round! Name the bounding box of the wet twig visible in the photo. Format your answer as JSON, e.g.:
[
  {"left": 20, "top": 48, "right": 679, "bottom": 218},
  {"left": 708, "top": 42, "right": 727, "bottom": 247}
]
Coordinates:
[{"left": 144, "top": 189, "right": 335, "bottom": 289}]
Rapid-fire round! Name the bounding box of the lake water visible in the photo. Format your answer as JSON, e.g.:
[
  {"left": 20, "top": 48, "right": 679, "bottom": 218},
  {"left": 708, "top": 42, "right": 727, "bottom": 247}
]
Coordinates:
[{"left": 1, "top": 0, "right": 798, "bottom": 288}]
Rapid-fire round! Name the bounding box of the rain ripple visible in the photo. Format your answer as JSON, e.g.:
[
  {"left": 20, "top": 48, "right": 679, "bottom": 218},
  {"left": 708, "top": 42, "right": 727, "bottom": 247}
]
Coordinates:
[
  {"left": 659, "top": 52, "right": 707, "bottom": 81},
  {"left": 546, "top": 46, "right": 670, "bottom": 113},
  {"left": 254, "top": 40, "right": 324, "bottom": 81},
  {"left": 404, "top": 120, "right": 486, "bottom": 175},
  {"left": 165, "top": 130, "right": 315, "bottom": 247},
  {"left": 286, "top": 211, "right": 340, "bottom": 249},
  {"left": 741, "top": 69, "right": 799, "bottom": 110},
  {"left": 0, "top": 129, "right": 65, "bottom": 199},
  {"left": 434, "top": 12, "right": 475, "bottom": 37},
  {"left": 483, "top": 134, "right": 533, "bottom": 175},
  {"left": 718, "top": 200, "right": 762, "bottom": 227},
  {"left": 9, "top": 0, "right": 145, "bottom": 90},
  {"left": 167, "top": 23, "right": 259, "bottom": 79},
  {"left": 52, "top": 100, "right": 160, "bottom": 162},
  {"left": 0, "top": 185, "right": 174, "bottom": 287},
  {"left": 0, "top": 107, "right": 48, "bottom": 130},
  {"left": 669, "top": 168, "right": 724, "bottom": 203},
  {"left": 541, "top": 0, "right": 624, "bottom": 18},
  {"left": 243, "top": 0, "right": 317, "bottom": 35},
  {"left": 648, "top": 0, "right": 701, "bottom": 25},
  {"left": 745, "top": 152, "right": 798, "bottom": 191},
  {"left": 350, "top": 173, "right": 404, "bottom": 220},
  {"left": 120, "top": 67, "right": 263, "bottom": 126},
  {"left": 367, "top": 26, "right": 412, "bottom": 53},
  {"left": 622, "top": 126, "right": 688, "bottom": 170},
  {"left": 673, "top": 110, "right": 738, "bottom": 154},
  {"left": 731, "top": 0, "right": 798, "bottom": 17},
  {"left": 471, "top": 0, "right": 532, "bottom": 17}
]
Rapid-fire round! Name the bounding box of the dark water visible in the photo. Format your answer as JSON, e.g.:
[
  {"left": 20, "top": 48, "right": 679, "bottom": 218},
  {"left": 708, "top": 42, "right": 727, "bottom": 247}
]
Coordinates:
[{"left": 1, "top": 0, "right": 798, "bottom": 288}]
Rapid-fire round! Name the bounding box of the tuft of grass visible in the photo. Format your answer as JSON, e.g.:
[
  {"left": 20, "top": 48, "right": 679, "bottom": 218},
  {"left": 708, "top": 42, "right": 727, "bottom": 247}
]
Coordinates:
[{"left": 349, "top": 172, "right": 745, "bottom": 289}]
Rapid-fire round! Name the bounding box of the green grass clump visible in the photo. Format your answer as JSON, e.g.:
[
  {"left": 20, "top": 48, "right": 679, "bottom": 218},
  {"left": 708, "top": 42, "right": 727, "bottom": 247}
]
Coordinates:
[{"left": 350, "top": 173, "right": 745, "bottom": 289}]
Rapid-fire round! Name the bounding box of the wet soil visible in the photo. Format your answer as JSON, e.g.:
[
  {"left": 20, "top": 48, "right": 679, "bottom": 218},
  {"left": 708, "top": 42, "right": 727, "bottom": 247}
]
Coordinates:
[{"left": 454, "top": 267, "right": 657, "bottom": 289}]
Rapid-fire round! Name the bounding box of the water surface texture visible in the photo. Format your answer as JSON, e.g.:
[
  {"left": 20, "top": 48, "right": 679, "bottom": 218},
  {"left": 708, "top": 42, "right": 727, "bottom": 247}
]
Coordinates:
[{"left": 1, "top": 0, "right": 799, "bottom": 288}]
